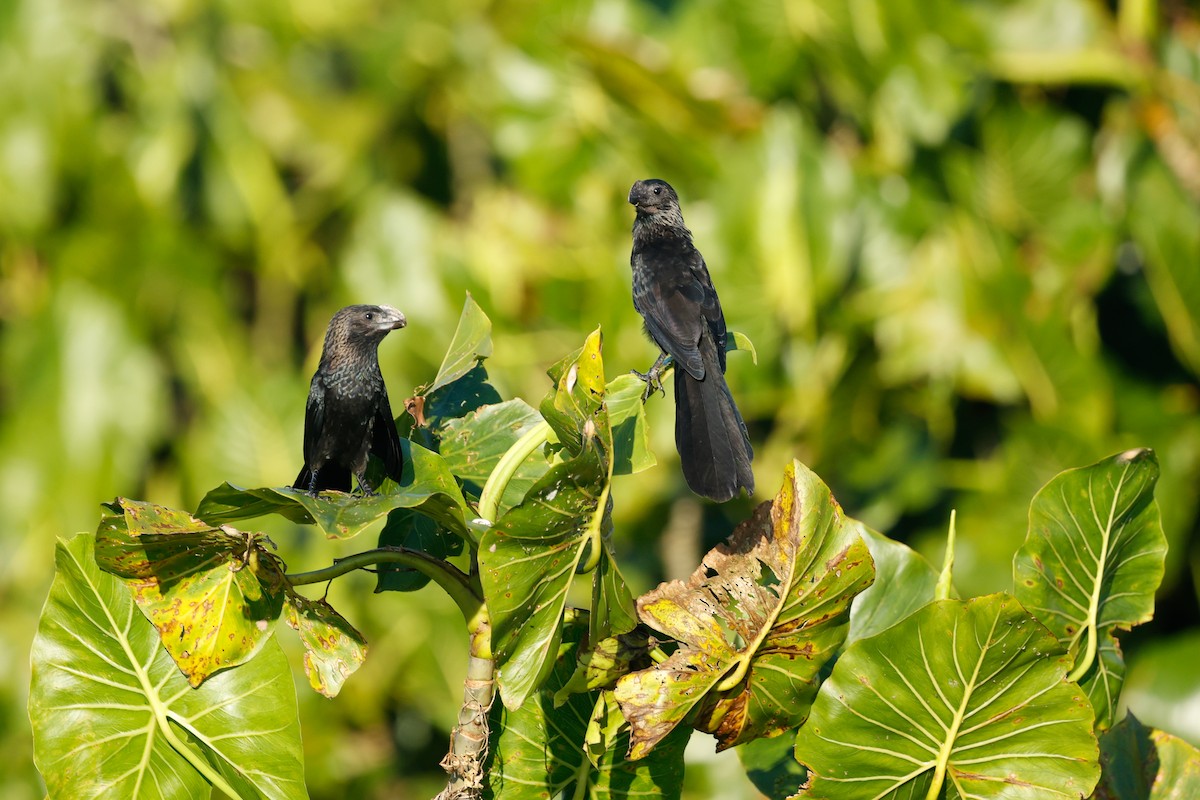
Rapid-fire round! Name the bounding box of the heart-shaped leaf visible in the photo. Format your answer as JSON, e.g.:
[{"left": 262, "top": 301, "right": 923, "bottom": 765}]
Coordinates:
[
  {"left": 794, "top": 593, "right": 1100, "bottom": 799},
  {"left": 95, "top": 500, "right": 287, "bottom": 686},
  {"left": 30, "top": 534, "right": 305, "bottom": 799},
  {"left": 615, "top": 460, "right": 875, "bottom": 758},
  {"left": 1014, "top": 448, "right": 1167, "bottom": 731},
  {"left": 195, "top": 439, "right": 472, "bottom": 541}
]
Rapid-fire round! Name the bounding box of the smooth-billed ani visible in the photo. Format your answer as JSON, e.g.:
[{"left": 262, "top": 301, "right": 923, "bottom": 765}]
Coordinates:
[
  {"left": 294, "top": 304, "right": 406, "bottom": 495},
  {"left": 628, "top": 178, "right": 754, "bottom": 502}
]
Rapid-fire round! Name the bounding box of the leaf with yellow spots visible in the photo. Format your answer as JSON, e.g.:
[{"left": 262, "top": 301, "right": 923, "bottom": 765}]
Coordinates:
[
  {"left": 95, "top": 499, "right": 286, "bottom": 686},
  {"left": 285, "top": 594, "right": 367, "bottom": 698}
]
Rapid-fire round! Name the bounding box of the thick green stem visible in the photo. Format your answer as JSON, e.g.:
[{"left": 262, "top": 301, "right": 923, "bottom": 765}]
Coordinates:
[
  {"left": 477, "top": 420, "right": 552, "bottom": 524},
  {"left": 287, "top": 548, "right": 481, "bottom": 624},
  {"left": 436, "top": 622, "right": 496, "bottom": 800}
]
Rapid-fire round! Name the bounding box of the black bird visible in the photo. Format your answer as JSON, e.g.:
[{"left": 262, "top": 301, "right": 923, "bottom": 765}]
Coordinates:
[
  {"left": 294, "top": 304, "right": 407, "bottom": 495},
  {"left": 628, "top": 178, "right": 754, "bottom": 502}
]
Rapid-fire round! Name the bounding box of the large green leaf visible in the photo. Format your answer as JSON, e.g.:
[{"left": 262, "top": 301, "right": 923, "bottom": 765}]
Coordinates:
[
  {"left": 30, "top": 534, "right": 305, "bottom": 800},
  {"left": 95, "top": 500, "right": 287, "bottom": 686},
  {"left": 1094, "top": 713, "right": 1200, "bottom": 799},
  {"left": 847, "top": 525, "right": 940, "bottom": 645},
  {"left": 488, "top": 614, "right": 688, "bottom": 800},
  {"left": 1014, "top": 448, "right": 1166, "bottom": 730},
  {"left": 437, "top": 397, "right": 549, "bottom": 510},
  {"left": 481, "top": 329, "right": 624, "bottom": 708},
  {"left": 194, "top": 439, "right": 472, "bottom": 541},
  {"left": 794, "top": 593, "right": 1100, "bottom": 800},
  {"left": 480, "top": 446, "right": 608, "bottom": 709},
  {"left": 615, "top": 460, "right": 875, "bottom": 758}
]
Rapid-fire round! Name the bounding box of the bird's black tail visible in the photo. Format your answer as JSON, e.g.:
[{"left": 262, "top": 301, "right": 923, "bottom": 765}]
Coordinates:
[{"left": 674, "top": 345, "right": 754, "bottom": 502}]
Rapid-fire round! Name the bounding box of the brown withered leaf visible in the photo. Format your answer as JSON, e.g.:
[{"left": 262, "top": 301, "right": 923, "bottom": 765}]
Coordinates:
[{"left": 614, "top": 460, "right": 874, "bottom": 758}]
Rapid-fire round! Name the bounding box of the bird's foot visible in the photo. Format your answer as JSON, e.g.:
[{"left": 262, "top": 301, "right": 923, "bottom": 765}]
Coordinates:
[
  {"left": 356, "top": 475, "right": 377, "bottom": 497},
  {"left": 631, "top": 353, "right": 673, "bottom": 403},
  {"left": 631, "top": 367, "right": 666, "bottom": 402}
]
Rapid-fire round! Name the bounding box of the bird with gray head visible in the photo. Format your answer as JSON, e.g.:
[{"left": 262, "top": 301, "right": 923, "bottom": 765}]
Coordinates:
[
  {"left": 293, "top": 304, "right": 407, "bottom": 496},
  {"left": 627, "top": 178, "right": 754, "bottom": 502}
]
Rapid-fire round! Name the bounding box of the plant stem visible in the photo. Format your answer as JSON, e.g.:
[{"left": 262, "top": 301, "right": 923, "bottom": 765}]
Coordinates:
[
  {"left": 477, "top": 420, "right": 552, "bottom": 524},
  {"left": 436, "top": 621, "right": 496, "bottom": 800},
  {"left": 287, "top": 548, "right": 481, "bottom": 624}
]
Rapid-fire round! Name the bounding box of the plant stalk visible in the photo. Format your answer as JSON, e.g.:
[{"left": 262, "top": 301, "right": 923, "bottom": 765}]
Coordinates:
[
  {"left": 286, "top": 547, "right": 481, "bottom": 624},
  {"left": 436, "top": 619, "right": 496, "bottom": 800},
  {"left": 477, "top": 420, "right": 552, "bottom": 524}
]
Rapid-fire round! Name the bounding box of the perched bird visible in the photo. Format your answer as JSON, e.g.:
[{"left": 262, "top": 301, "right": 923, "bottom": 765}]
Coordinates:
[
  {"left": 628, "top": 178, "right": 754, "bottom": 502},
  {"left": 294, "top": 304, "right": 407, "bottom": 495}
]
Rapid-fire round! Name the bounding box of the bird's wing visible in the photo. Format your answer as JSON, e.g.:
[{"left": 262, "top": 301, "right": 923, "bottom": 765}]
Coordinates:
[
  {"left": 301, "top": 375, "right": 326, "bottom": 464},
  {"left": 693, "top": 257, "right": 728, "bottom": 373},
  {"left": 638, "top": 247, "right": 732, "bottom": 379},
  {"left": 371, "top": 390, "right": 405, "bottom": 484}
]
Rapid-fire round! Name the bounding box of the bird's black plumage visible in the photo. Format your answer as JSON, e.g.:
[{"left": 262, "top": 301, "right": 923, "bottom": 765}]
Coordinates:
[
  {"left": 294, "top": 304, "right": 407, "bottom": 495},
  {"left": 628, "top": 178, "right": 754, "bottom": 502}
]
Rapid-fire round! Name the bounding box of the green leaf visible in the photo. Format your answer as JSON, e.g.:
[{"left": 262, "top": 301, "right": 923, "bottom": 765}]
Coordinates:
[
  {"left": 728, "top": 329, "right": 758, "bottom": 364},
  {"left": 374, "top": 508, "right": 463, "bottom": 592},
  {"left": 739, "top": 733, "right": 807, "bottom": 800},
  {"left": 284, "top": 594, "right": 367, "bottom": 699},
  {"left": 1095, "top": 713, "right": 1200, "bottom": 799},
  {"left": 847, "top": 525, "right": 940, "bottom": 645},
  {"left": 1014, "top": 448, "right": 1167, "bottom": 730},
  {"left": 553, "top": 628, "right": 652, "bottom": 707},
  {"left": 437, "top": 397, "right": 550, "bottom": 509},
  {"left": 427, "top": 292, "right": 493, "bottom": 395},
  {"left": 30, "top": 534, "right": 305, "bottom": 800},
  {"left": 540, "top": 328, "right": 607, "bottom": 457},
  {"left": 195, "top": 439, "right": 472, "bottom": 541},
  {"left": 795, "top": 593, "right": 1100, "bottom": 800},
  {"left": 615, "top": 460, "right": 875, "bottom": 757},
  {"left": 605, "top": 373, "right": 657, "bottom": 476},
  {"left": 95, "top": 501, "right": 287, "bottom": 686},
  {"left": 480, "top": 446, "right": 608, "bottom": 709},
  {"left": 488, "top": 614, "right": 688, "bottom": 800}
]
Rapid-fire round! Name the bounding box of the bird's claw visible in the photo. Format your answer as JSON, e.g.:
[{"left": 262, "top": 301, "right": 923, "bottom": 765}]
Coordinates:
[{"left": 631, "top": 367, "right": 666, "bottom": 403}]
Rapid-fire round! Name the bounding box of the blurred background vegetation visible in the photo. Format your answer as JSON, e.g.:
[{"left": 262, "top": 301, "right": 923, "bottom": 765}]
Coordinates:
[{"left": 3, "top": 0, "right": 1199, "bottom": 796}]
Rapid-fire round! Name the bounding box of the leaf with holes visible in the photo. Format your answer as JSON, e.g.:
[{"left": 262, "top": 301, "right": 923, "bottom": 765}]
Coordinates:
[
  {"left": 794, "top": 593, "right": 1100, "bottom": 800},
  {"left": 615, "top": 460, "right": 874, "bottom": 758},
  {"left": 1014, "top": 448, "right": 1166, "bottom": 731},
  {"left": 30, "top": 534, "right": 305, "bottom": 799}
]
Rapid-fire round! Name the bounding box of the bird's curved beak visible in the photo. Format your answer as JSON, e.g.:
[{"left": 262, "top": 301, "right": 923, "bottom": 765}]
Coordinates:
[{"left": 378, "top": 306, "right": 407, "bottom": 331}]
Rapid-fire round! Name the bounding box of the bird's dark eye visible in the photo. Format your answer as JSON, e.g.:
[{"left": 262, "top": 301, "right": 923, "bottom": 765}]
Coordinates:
[
  {"left": 365, "top": 312, "right": 374, "bottom": 320},
  {"left": 652, "top": 186, "right": 662, "bottom": 195}
]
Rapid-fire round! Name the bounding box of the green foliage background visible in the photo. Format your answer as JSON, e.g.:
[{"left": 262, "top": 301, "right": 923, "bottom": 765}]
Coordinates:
[{"left": 3, "top": 0, "right": 1199, "bottom": 796}]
